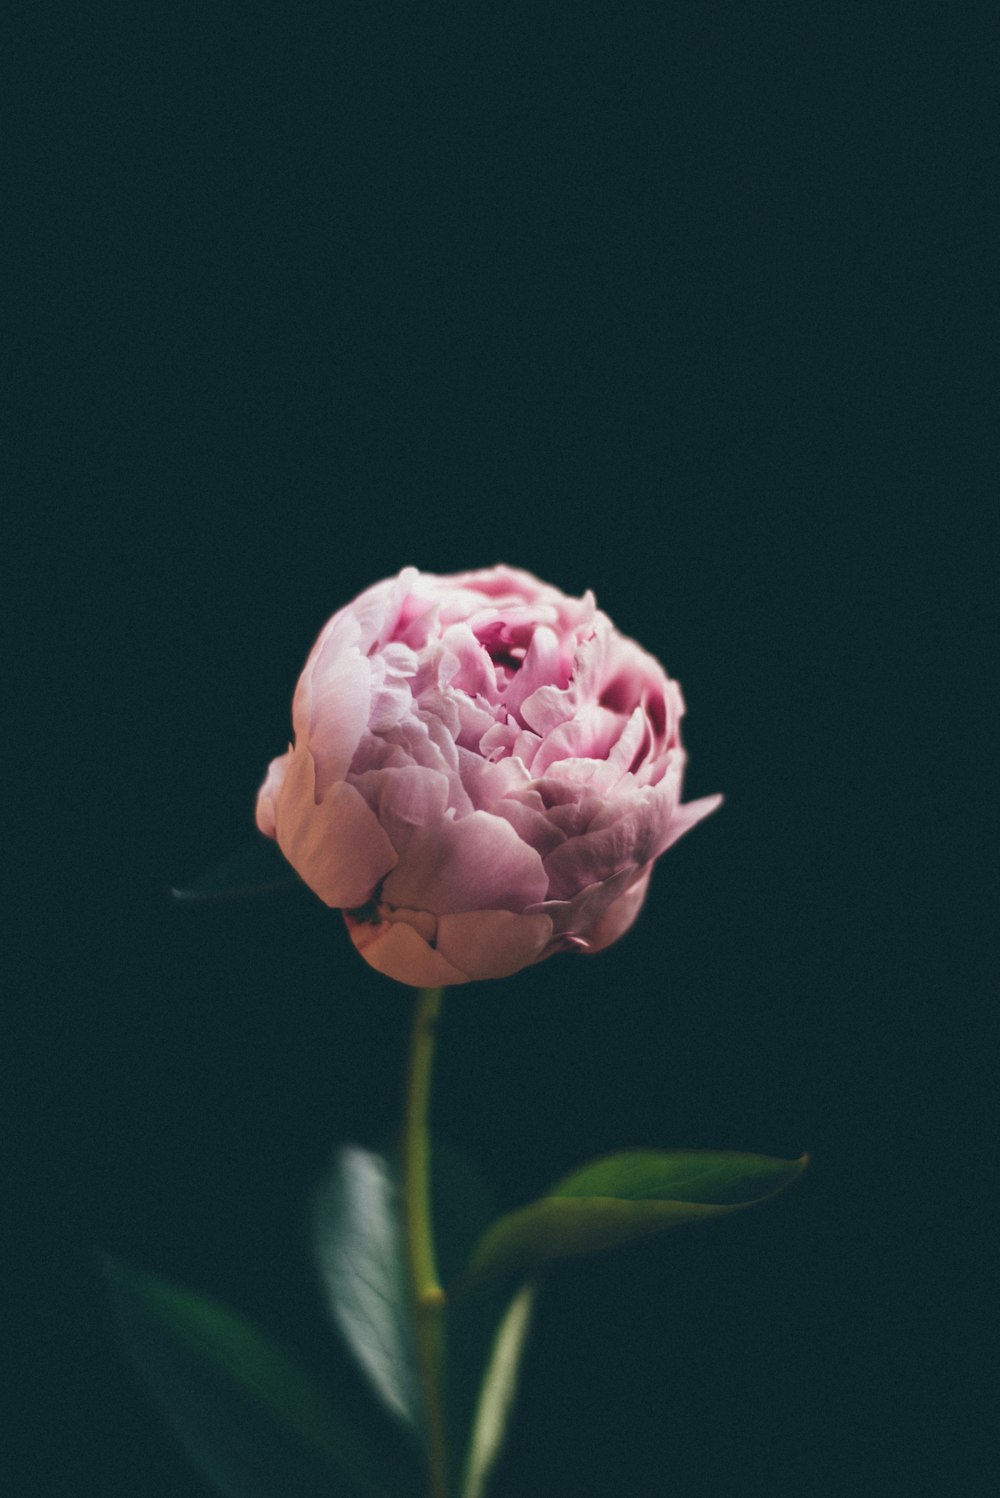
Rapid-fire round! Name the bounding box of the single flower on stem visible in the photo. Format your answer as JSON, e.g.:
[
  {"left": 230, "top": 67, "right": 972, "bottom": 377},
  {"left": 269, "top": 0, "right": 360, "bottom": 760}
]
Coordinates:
[
  {"left": 255, "top": 564, "right": 725, "bottom": 1496},
  {"left": 110, "top": 566, "right": 805, "bottom": 1498}
]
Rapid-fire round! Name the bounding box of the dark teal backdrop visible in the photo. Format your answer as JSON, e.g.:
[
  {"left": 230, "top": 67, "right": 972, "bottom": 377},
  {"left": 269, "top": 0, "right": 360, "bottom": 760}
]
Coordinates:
[{"left": 11, "top": 4, "right": 989, "bottom": 1496}]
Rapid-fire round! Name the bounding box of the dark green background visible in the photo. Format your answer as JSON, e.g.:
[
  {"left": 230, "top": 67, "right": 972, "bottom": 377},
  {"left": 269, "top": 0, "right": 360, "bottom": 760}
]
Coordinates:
[{"left": 11, "top": 3, "right": 990, "bottom": 1495}]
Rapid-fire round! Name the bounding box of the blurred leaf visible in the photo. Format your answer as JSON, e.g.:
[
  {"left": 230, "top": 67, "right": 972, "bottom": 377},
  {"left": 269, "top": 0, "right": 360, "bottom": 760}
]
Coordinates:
[
  {"left": 552, "top": 1149, "right": 808, "bottom": 1204},
  {"left": 313, "top": 1146, "right": 420, "bottom": 1431},
  {"left": 170, "top": 836, "right": 296, "bottom": 902},
  {"left": 459, "top": 1282, "right": 536, "bottom": 1498},
  {"left": 105, "top": 1257, "right": 391, "bottom": 1498},
  {"left": 312, "top": 1140, "right": 528, "bottom": 1497},
  {"left": 461, "top": 1150, "right": 808, "bottom": 1288}
]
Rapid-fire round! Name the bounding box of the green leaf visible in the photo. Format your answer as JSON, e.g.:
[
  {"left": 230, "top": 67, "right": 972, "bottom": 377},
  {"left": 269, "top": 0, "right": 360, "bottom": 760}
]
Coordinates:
[
  {"left": 170, "top": 836, "right": 296, "bottom": 903},
  {"left": 105, "top": 1257, "right": 391, "bottom": 1498},
  {"left": 460, "top": 1150, "right": 808, "bottom": 1288},
  {"left": 311, "top": 1141, "right": 530, "bottom": 1497},
  {"left": 312, "top": 1146, "right": 421, "bottom": 1431},
  {"left": 459, "top": 1282, "right": 536, "bottom": 1498},
  {"left": 551, "top": 1148, "right": 808, "bottom": 1204}
]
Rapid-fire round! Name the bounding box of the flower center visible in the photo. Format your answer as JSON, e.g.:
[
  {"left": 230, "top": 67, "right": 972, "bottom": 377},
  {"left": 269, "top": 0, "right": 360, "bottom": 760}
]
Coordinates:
[{"left": 487, "top": 645, "right": 525, "bottom": 675}]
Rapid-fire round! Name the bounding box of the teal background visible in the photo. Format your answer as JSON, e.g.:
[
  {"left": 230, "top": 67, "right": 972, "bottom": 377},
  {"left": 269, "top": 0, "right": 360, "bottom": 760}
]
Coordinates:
[{"left": 10, "top": 4, "right": 990, "bottom": 1495}]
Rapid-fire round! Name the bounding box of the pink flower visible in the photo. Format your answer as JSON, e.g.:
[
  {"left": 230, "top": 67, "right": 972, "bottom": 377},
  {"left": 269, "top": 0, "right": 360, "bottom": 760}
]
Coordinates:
[{"left": 257, "top": 566, "right": 720, "bottom": 987}]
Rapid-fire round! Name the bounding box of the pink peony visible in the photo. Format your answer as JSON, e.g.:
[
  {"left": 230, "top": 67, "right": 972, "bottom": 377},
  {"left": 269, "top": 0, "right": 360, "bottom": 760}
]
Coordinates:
[{"left": 256, "top": 566, "right": 720, "bottom": 987}]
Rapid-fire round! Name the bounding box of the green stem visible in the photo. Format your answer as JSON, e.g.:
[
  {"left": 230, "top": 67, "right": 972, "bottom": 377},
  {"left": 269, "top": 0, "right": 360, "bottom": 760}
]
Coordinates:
[{"left": 403, "top": 986, "right": 449, "bottom": 1498}]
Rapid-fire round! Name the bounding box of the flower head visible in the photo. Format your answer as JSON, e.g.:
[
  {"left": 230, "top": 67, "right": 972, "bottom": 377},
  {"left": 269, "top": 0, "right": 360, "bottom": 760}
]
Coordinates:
[{"left": 257, "top": 566, "right": 720, "bottom": 986}]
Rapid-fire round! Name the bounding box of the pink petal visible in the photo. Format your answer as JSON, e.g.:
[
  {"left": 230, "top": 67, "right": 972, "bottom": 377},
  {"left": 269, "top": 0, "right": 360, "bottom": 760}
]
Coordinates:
[
  {"left": 528, "top": 864, "right": 640, "bottom": 942},
  {"left": 348, "top": 765, "right": 452, "bottom": 858},
  {"left": 435, "top": 909, "right": 553, "bottom": 980},
  {"left": 366, "top": 653, "right": 416, "bottom": 734},
  {"left": 255, "top": 750, "right": 290, "bottom": 838},
  {"left": 455, "top": 744, "right": 527, "bottom": 801},
  {"left": 344, "top": 910, "right": 471, "bottom": 987},
  {"left": 519, "top": 682, "right": 575, "bottom": 736},
  {"left": 490, "top": 797, "right": 567, "bottom": 860},
  {"left": 502, "top": 625, "right": 564, "bottom": 719},
  {"left": 542, "top": 786, "right": 669, "bottom": 899},
  {"left": 585, "top": 865, "right": 653, "bottom": 952},
  {"left": 381, "top": 810, "right": 549, "bottom": 915},
  {"left": 656, "top": 793, "right": 724, "bottom": 855},
  {"left": 274, "top": 747, "right": 398, "bottom": 908},
  {"left": 351, "top": 568, "right": 420, "bottom": 653},
  {"left": 586, "top": 706, "right": 649, "bottom": 794},
  {"left": 531, "top": 704, "right": 622, "bottom": 778},
  {"left": 301, "top": 634, "right": 372, "bottom": 799},
  {"left": 438, "top": 622, "right": 498, "bottom": 699}
]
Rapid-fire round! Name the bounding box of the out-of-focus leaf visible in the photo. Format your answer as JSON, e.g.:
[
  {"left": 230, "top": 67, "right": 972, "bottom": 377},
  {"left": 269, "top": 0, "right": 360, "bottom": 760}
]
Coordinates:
[
  {"left": 459, "top": 1282, "right": 536, "bottom": 1498},
  {"left": 105, "top": 1257, "right": 390, "bottom": 1498},
  {"left": 311, "top": 1139, "right": 524, "bottom": 1497},
  {"left": 170, "top": 837, "right": 296, "bottom": 902},
  {"left": 461, "top": 1150, "right": 808, "bottom": 1288},
  {"left": 312, "top": 1146, "right": 420, "bottom": 1431}
]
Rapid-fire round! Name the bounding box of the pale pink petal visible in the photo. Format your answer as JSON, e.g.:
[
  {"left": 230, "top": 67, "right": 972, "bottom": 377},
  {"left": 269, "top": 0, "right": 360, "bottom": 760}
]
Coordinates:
[
  {"left": 455, "top": 746, "right": 532, "bottom": 810},
  {"left": 438, "top": 622, "right": 497, "bottom": 699},
  {"left": 348, "top": 728, "right": 413, "bottom": 776},
  {"left": 366, "top": 653, "right": 416, "bottom": 734},
  {"left": 344, "top": 910, "right": 471, "bottom": 987},
  {"left": 534, "top": 782, "right": 605, "bottom": 839},
  {"left": 303, "top": 636, "right": 372, "bottom": 799},
  {"left": 542, "top": 787, "right": 669, "bottom": 899},
  {"left": 382, "top": 714, "right": 473, "bottom": 817},
  {"left": 255, "top": 750, "right": 290, "bottom": 838},
  {"left": 479, "top": 718, "right": 519, "bottom": 761},
  {"left": 489, "top": 797, "right": 567, "bottom": 860},
  {"left": 348, "top": 765, "right": 451, "bottom": 858},
  {"left": 291, "top": 607, "right": 355, "bottom": 731},
  {"left": 509, "top": 725, "right": 543, "bottom": 770},
  {"left": 436, "top": 910, "right": 553, "bottom": 980},
  {"left": 531, "top": 704, "right": 623, "bottom": 778},
  {"left": 502, "top": 625, "right": 564, "bottom": 719},
  {"left": 528, "top": 865, "right": 640, "bottom": 941},
  {"left": 585, "top": 865, "right": 653, "bottom": 952},
  {"left": 588, "top": 750, "right": 682, "bottom": 830},
  {"left": 381, "top": 906, "right": 439, "bottom": 944},
  {"left": 454, "top": 695, "right": 500, "bottom": 752},
  {"left": 656, "top": 793, "right": 724, "bottom": 855},
  {"left": 274, "top": 747, "right": 397, "bottom": 908},
  {"left": 382, "top": 810, "right": 549, "bottom": 915},
  {"left": 519, "top": 681, "right": 576, "bottom": 736},
  {"left": 593, "top": 628, "right": 667, "bottom": 704},
  {"left": 587, "top": 706, "right": 649, "bottom": 794},
  {"left": 446, "top": 564, "right": 552, "bottom": 603},
  {"left": 351, "top": 568, "right": 420, "bottom": 653}
]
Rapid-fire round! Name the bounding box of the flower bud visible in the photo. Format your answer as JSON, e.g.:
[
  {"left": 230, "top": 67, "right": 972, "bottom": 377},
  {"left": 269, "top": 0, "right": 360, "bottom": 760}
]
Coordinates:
[{"left": 257, "top": 566, "right": 720, "bottom": 986}]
